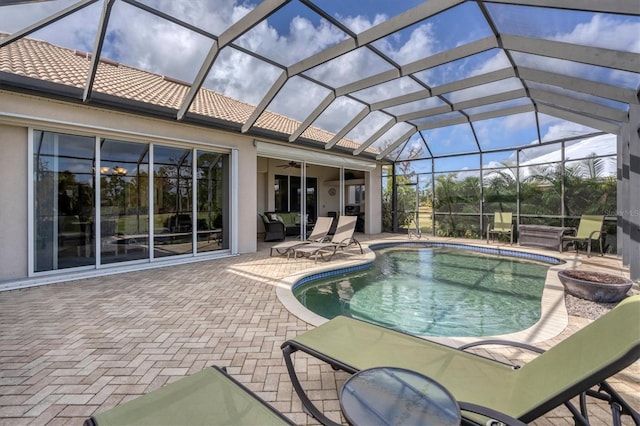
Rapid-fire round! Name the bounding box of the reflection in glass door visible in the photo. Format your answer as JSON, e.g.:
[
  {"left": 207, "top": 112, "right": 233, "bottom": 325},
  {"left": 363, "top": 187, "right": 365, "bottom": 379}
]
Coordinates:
[
  {"left": 154, "top": 146, "right": 193, "bottom": 258},
  {"left": 100, "top": 139, "right": 149, "bottom": 264},
  {"left": 196, "top": 151, "right": 229, "bottom": 252},
  {"left": 33, "top": 131, "right": 95, "bottom": 271}
]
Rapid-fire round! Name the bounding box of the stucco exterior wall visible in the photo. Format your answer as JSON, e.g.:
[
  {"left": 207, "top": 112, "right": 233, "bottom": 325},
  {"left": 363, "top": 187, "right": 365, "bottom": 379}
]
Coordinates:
[{"left": 0, "top": 123, "right": 28, "bottom": 280}]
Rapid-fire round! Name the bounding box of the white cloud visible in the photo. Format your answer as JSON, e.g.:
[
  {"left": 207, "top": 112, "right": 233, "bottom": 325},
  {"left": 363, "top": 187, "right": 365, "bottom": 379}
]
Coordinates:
[
  {"left": 553, "top": 14, "right": 640, "bottom": 53},
  {"left": 206, "top": 47, "right": 281, "bottom": 106},
  {"left": 375, "top": 23, "right": 436, "bottom": 64},
  {"left": 469, "top": 51, "right": 511, "bottom": 77},
  {"left": 540, "top": 121, "right": 597, "bottom": 142},
  {"left": 0, "top": 0, "right": 77, "bottom": 33},
  {"left": 338, "top": 13, "right": 388, "bottom": 33},
  {"left": 312, "top": 96, "right": 367, "bottom": 134}
]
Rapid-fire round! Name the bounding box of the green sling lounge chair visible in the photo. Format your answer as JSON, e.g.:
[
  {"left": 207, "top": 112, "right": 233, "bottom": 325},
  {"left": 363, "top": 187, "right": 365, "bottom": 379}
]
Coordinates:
[
  {"left": 487, "top": 212, "right": 514, "bottom": 245},
  {"left": 270, "top": 216, "right": 334, "bottom": 257},
  {"left": 562, "top": 215, "right": 605, "bottom": 257},
  {"left": 85, "top": 366, "right": 294, "bottom": 426},
  {"left": 282, "top": 295, "right": 640, "bottom": 426},
  {"left": 293, "top": 215, "right": 362, "bottom": 262}
]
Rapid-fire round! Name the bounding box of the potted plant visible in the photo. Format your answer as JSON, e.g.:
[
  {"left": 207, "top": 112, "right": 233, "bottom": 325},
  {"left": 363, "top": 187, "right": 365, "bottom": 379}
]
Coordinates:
[{"left": 557, "top": 270, "right": 633, "bottom": 303}]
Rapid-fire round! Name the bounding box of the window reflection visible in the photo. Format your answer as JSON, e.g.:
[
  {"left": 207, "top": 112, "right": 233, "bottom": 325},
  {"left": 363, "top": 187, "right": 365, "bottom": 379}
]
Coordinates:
[
  {"left": 33, "top": 131, "right": 95, "bottom": 272},
  {"left": 100, "top": 139, "right": 149, "bottom": 264},
  {"left": 197, "top": 151, "right": 229, "bottom": 252},
  {"left": 154, "top": 146, "right": 193, "bottom": 258}
]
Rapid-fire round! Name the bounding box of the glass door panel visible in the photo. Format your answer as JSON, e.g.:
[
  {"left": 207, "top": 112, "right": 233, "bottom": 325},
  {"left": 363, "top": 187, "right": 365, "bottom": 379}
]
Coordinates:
[
  {"left": 196, "top": 151, "right": 229, "bottom": 252},
  {"left": 305, "top": 177, "right": 317, "bottom": 222},
  {"left": 274, "top": 175, "right": 289, "bottom": 212},
  {"left": 33, "top": 131, "right": 95, "bottom": 271},
  {"left": 100, "top": 139, "right": 149, "bottom": 264},
  {"left": 154, "top": 146, "right": 193, "bottom": 258}
]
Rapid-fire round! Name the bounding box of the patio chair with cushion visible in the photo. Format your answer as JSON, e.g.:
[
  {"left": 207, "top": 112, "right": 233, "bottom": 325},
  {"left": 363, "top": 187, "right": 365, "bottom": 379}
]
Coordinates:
[
  {"left": 292, "top": 215, "right": 362, "bottom": 262},
  {"left": 562, "top": 215, "right": 605, "bottom": 257},
  {"left": 282, "top": 295, "right": 640, "bottom": 426},
  {"left": 85, "top": 365, "right": 294, "bottom": 426},
  {"left": 259, "top": 213, "right": 285, "bottom": 242},
  {"left": 487, "top": 211, "right": 514, "bottom": 245},
  {"left": 270, "top": 216, "right": 333, "bottom": 257}
]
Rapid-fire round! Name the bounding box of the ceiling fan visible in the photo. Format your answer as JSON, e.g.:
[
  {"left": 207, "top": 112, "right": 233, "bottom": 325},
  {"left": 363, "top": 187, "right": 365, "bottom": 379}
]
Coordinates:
[{"left": 277, "top": 161, "right": 301, "bottom": 169}]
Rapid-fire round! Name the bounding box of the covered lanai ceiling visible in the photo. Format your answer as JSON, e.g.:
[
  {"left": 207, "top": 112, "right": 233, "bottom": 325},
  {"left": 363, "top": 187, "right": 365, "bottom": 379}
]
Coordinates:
[{"left": 1, "top": 0, "right": 639, "bottom": 163}]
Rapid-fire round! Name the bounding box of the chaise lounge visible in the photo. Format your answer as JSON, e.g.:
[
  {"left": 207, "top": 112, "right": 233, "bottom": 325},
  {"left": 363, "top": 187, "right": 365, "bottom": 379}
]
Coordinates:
[
  {"left": 270, "top": 216, "right": 333, "bottom": 257},
  {"left": 282, "top": 295, "right": 640, "bottom": 426},
  {"left": 85, "top": 365, "right": 294, "bottom": 425},
  {"left": 292, "top": 215, "right": 362, "bottom": 262}
]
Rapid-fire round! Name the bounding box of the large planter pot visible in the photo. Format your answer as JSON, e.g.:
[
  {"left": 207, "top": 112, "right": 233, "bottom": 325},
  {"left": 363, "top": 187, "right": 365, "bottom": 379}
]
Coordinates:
[{"left": 558, "top": 270, "right": 633, "bottom": 303}]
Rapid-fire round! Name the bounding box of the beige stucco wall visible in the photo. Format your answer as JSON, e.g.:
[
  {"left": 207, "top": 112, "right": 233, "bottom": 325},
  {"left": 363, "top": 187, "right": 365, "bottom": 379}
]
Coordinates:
[
  {"left": 0, "top": 123, "right": 28, "bottom": 280},
  {"left": 0, "top": 90, "right": 258, "bottom": 282}
]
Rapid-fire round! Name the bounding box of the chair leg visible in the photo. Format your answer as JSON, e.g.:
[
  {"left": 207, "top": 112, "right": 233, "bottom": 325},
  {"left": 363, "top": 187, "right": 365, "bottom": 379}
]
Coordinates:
[{"left": 281, "top": 346, "right": 342, "bottom": 426}]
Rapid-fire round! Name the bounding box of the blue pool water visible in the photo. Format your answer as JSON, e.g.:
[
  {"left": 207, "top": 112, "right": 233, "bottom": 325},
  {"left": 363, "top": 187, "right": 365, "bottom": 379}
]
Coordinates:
[{"left": 293, "top": 247, "right": 551, "bottom": 337}]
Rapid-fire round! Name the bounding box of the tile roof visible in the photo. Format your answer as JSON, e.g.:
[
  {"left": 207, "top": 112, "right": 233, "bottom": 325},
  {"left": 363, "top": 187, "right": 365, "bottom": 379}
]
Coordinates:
[{"left": 0, "top": 34, "right": 370, "bottom": 154}]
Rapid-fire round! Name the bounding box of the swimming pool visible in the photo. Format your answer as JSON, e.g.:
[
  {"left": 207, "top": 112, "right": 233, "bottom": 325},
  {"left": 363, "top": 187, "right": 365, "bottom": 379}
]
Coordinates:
[{"left": 293, "top": 244, "right": 558, "bottom": 337}]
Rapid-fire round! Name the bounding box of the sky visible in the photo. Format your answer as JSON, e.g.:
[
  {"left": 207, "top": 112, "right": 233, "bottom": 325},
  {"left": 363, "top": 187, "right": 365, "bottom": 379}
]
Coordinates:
[{"left": 1, "top": 0, "right": 638, "bottom": 159}]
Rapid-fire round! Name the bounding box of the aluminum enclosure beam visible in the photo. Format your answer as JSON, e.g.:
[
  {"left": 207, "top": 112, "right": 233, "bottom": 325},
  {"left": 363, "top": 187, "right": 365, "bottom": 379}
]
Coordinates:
[
  {"left": 353, "top": 118, "right": 397, "bottom": 155},
  {"left": 530, "top": 88, "right": 628, "bottom": 123},
  {"left": 484, "top": 0, "right": 640, "bottom": 16},
  {"left": 519, "top": 67, "right": 640, "bottom": 105},
  {"left": 502, "top": 34, "right": 640, "bottom": 73},
  {"left": 537, "top": 104, "right": 621, "bottom": 134}
]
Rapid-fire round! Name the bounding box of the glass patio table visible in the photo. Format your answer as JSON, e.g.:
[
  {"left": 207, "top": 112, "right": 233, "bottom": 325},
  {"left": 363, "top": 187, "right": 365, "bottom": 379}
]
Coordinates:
[{"left": 339, "top": 367, "right": 461, "bottom": 426}]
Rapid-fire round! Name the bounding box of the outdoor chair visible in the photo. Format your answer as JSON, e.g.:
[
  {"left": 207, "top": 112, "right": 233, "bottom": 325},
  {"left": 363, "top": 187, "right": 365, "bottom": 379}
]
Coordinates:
[
  {"left": 259, "top": 213, "right": 285, "bottom": 242},
  {"left": 562, "top": 215, "right": 605, "bottom": 257},
  {"left": 85, "top": 365, "right": 294, "bottom": 426},
  {"left": 292, "top": 215, "right": 362, "bottom": 262},
  {"left": 487, "top": 212, "right": 514, "bottom": 245},
  {"left": 270, "top": 216, "right": 333, "bottom": 257},
  {"left": 281, "top": 295, "right": 640, "bottom": 426}
]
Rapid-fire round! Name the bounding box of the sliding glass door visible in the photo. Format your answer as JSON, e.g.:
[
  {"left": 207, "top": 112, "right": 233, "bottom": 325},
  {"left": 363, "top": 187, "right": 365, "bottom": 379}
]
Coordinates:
[
  {"left": 33, "top": 131, "right": 95, "bottom": 271},
  {"left": 32, "top": 129, "right": 231, "bottom": 274},
  {"left": 153, "top": 146, "right": 193, "bottom": 258},
  {"left": 100, "top": 139, "right": 149, "bottom": 264}
]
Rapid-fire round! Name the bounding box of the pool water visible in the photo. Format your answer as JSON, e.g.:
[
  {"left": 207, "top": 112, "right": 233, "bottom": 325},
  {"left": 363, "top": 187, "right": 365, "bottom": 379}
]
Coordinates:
[{"left": 293, "top": 247, "right": 550, "bottom": 337}]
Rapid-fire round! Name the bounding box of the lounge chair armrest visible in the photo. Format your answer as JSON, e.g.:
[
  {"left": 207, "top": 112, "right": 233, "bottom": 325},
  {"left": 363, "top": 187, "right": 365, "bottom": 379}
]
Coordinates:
[
  {"left": 588, "top": 229, "right": 602, "bottom": 239},
  {"left": 459, "top": 401, "right": 527, "bottom": 426},
  {"left": 458, "top": 339, "right": 545, "bottom": 355}
]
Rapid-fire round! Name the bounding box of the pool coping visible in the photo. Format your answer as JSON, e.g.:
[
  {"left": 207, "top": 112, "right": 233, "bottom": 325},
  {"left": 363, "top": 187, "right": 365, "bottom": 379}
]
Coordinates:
[{"left": 275, "top": 238, "right": 578, "bottom": 347}]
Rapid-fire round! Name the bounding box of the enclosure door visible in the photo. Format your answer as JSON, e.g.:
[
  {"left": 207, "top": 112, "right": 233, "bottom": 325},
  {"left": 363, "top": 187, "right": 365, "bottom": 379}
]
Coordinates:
[{"left": 395, "top": 182, "right": 419, "bottom": 232}]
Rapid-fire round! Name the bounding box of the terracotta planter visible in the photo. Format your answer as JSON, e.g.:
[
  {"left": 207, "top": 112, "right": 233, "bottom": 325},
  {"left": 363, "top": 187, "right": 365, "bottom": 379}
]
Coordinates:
[{"left": 558, "top": 270, "right": 633, "bottom": 303}]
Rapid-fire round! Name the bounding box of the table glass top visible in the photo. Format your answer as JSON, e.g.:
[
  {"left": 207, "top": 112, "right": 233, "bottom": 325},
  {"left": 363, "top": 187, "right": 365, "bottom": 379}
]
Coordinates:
[{"left": 340, "top": 367, "right": 461, "bottom": 426}]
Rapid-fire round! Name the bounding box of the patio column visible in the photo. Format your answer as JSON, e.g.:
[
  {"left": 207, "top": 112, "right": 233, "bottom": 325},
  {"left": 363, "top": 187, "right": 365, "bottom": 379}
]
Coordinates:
[
  {"left": 365, "top": 165, "right": 383, "bottom": 234},
  {"left": 618, "top": 104, "right": 640, "bottom": 281}
]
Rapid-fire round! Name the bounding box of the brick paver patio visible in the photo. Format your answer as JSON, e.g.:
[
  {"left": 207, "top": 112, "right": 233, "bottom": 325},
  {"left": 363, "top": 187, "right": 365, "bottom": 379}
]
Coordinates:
[{"left": 1, "top": 235, "right": 638, "bottom": 425}]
